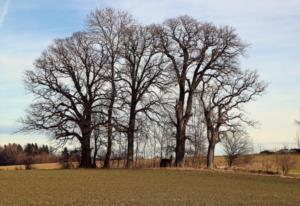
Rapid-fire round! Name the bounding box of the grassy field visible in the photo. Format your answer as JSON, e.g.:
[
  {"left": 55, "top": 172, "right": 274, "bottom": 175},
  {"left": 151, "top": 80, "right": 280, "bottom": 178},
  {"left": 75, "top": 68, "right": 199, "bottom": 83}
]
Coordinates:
[{"left": 0, "top": 169, "right": 299, "bottom": 206}]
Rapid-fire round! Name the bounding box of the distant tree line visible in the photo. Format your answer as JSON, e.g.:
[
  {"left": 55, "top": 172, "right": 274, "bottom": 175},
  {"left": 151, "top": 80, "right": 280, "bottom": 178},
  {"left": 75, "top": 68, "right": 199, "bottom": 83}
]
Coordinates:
[
  {"left": 260, "top": 148, "right": 300, "bottom": 155},
  {"left": 21, "top": 8, "right": 266, "bottom": 168},
  {"left": 0, "top": 143, "right": 57, "bottom": 166}
]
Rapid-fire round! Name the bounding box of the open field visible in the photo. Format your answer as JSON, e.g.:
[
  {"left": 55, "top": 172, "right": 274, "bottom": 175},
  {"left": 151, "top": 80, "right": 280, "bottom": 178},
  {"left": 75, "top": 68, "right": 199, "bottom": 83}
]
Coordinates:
[{"left": 0, "top": 169, "right": 299, "bottom": 206}]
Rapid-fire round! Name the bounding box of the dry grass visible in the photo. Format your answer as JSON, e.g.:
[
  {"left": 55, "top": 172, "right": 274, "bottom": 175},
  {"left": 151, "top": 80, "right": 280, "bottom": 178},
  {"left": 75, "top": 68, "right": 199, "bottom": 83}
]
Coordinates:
[
  {"left": 0, "top": 169, "right": 299, "bottom": 206},
  {"left": 0, "top": 162, "right": 61, "bottom": 170},
  {"left": 213, "top": 154, "right": 300, "bottom": 174}
]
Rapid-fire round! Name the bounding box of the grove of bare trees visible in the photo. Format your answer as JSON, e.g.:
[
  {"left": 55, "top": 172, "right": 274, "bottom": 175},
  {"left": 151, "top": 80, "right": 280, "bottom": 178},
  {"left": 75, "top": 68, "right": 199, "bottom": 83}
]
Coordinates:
[{"left": 21, "top": 8, "right": 266, "bottom": 169}]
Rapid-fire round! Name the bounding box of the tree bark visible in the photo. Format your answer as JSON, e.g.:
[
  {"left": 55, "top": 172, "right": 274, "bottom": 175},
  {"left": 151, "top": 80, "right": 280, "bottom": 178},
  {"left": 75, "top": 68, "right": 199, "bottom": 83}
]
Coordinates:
[
  {"left": 207, "top": 141, "right": 216, "bottom": 169},
  {"left": 80, "top": 134, "right": 92, "bottom": 168},
  {"left": 175, "top": 120, "right": 187, "bottom": 166},
  {"left": 175, "top": 136, "right": 186, "bottom": 167}
]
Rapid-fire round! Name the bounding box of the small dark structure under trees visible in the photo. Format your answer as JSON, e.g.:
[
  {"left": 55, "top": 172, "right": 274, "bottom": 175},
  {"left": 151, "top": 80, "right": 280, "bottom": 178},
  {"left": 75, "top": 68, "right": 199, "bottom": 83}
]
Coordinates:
[{"left": 160, "top": 156, "right": 173, "bottom": 167}]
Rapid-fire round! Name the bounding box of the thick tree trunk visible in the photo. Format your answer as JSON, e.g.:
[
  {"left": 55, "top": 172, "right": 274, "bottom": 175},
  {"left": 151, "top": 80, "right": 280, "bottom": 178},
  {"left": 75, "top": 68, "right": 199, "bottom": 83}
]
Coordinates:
[
  {"left": 174, "top": 78, "right": 194, "bottom": 167},
  {"left": 175, "top": 128, "right": 186, "bottom": 167},
  {"left": 175, "top": 79, "right": 185, "bottom": 166},
  {"left": 207, "top": 142, "right": 216, "bottom": 169},
  {"left": 79, "top": 106, "right": 93, "bottom": 168},
  {"left": 80, "top": 135, "right": 92, "bottom": 168},
  {"left": 126, "top": 107, "right": 136, "bottom": 168}
]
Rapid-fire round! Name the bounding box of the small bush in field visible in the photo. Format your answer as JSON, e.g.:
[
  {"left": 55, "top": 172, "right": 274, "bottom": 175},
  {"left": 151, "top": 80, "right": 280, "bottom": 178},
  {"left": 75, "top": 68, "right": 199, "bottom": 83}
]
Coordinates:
[
  {"left": 23, "top": 156, "right": 33, "bottom": 170},
  {"left": 275, "top": 154, "right": 297, "bottom": 175}
]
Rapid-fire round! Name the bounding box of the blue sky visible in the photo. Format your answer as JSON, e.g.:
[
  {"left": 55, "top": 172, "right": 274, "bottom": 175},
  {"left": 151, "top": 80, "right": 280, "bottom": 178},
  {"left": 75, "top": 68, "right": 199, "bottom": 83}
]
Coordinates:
[{"left": 0, "top": 0, "right": 300, "bottom": 150}]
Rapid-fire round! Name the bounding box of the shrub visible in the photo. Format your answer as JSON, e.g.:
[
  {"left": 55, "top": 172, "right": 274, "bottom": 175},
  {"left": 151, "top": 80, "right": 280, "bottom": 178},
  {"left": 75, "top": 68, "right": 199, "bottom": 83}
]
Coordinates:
[
  {"left": 23, "top": 156, "right": 34, "bottom": 170},
  {"left": 275, "top": 154, "right": 297, "bottom": 175}
]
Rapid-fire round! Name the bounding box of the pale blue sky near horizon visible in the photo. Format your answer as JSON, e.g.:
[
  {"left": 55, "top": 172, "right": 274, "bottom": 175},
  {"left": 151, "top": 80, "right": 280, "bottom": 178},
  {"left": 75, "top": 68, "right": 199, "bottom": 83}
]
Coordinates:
[{"left": 0, "top": 0, "right": 299, "bottom": 151}]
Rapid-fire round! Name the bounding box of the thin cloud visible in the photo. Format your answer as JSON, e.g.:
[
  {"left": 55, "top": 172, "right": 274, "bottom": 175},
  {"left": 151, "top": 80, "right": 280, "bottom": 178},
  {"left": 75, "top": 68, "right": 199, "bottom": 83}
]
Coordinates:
[{"left": 0, "top": 0, "right": 12, "bottom": 29}]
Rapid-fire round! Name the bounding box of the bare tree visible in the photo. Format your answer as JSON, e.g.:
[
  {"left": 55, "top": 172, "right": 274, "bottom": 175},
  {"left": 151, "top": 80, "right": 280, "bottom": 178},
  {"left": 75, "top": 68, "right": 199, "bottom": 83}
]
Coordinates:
[
  {"left": 118, "top": 25, "right": 169, "bottom": 168},
  {"left": 153, "top": 16, "right": 248, "bottom": 166},
  {"left": 222, "top": 130, "right": 252, "bottom": 167},
  {"left": 88, "top": 8, "right": 134, "bottom": 168},
  {"left": 199, "top": 70, "right": 266, "bottom": 169},
  {"left": 275, "top": 152, "right": 297, "bottom": 175},
  {"left": 21, "top": 32, "right": 108, "bottom": 168},
  {"left": 20, "top": 8, "right": 267, "bottom": 170}
]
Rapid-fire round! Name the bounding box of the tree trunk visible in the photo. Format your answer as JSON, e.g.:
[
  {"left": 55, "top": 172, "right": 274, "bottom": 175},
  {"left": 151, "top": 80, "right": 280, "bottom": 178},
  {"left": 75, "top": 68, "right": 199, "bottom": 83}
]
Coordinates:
[
  {"left": 92, "top": 150, "right": 97, "bottom": 168},
  {"left": 126, "top": 107, "right": 136, "bottom": 168},
  {"left": 175, "top": 126, "right": 186, "bottom": 167},
  {"left": 103, "top": 73, "right": 116, "bottom": 169},
  {"left": 175, "top": 109, "right": 187, "bottom": 166},
  {"left": 80, "top": 135, "right": 92, "bottom": 168},
  {"left": 228, "top": 157, "right": 233, "bottom": 168},
  {"left": 175, "top": 80, "right": 185, "bottom": 166},
  {"left": 207, "top": 142, "right": 215, "bottom": 169},
  {"left": 103, "top": 115, "right": 113, "bottom": 168},
  {"left": 174, "top": 78, "right": 193, "bottom": 167}
]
